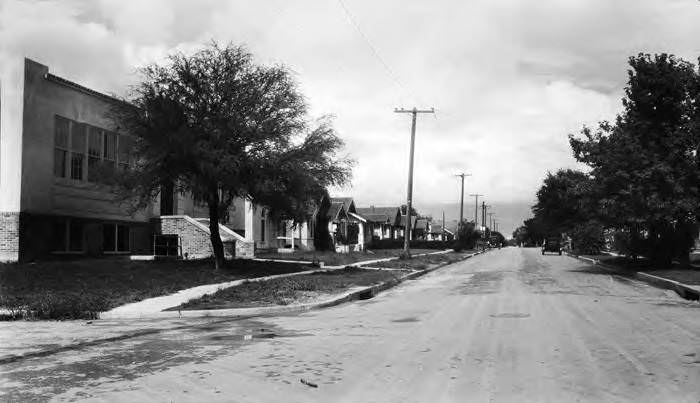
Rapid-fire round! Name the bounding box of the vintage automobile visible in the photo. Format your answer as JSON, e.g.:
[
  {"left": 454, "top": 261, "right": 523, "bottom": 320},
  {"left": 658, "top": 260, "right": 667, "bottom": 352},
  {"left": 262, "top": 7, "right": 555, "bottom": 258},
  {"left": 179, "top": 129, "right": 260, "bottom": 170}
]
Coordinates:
[{"left": 542, "top": 237, "right": 562, "bottom": 255}]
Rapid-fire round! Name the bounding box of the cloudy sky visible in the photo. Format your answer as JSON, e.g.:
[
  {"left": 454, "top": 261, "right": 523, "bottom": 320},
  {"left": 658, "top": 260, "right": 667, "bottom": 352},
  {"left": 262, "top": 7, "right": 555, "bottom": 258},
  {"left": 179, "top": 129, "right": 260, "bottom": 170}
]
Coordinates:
[{"left": 2, "top": 0, "right": 699, "bottom": 233}]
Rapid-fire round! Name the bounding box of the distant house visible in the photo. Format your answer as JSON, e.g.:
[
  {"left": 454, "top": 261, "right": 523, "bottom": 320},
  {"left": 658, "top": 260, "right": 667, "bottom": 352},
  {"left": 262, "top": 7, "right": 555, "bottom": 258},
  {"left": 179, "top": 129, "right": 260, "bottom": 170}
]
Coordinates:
[
  {"left": 329, "top": 197, "right": 367, "bottom": 252},
  {"left": 413, "top": 219, "right": 430, "bottom": 240},
  {"left": 396, "top": 215, "right": 418, "bottom": 240},
  {"left": 355, "top": 206, "right": 401, "bottom": 240},
  {"left": 428, "top": 224, "right": 454, "bottom": 242}
]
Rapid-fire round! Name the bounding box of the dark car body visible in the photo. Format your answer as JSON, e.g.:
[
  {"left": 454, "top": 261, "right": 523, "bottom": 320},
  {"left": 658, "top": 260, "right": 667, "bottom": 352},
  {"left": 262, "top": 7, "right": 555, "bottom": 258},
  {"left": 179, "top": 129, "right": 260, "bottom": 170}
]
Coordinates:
[{"left": 542, "top": 237, "right": 562, "bottom": 255}]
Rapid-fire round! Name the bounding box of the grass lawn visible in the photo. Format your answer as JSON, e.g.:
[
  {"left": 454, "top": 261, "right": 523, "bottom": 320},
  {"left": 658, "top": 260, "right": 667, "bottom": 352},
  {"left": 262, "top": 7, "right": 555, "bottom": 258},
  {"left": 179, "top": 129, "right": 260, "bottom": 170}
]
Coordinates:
[
  {"left": 174, "top": 267, "right": 409, "bottom": 310},
  {"left": 0, "top": 258, "right": 310, "bottom": 320},
  {"left": 255, "top": 248, "right": 437, "bottom": 266},
  {"left": 578, "top": 254, "right": 700, "bottom": 285},
  {"left": 361, "top": 250, "right": 475, "bottom": 271}
]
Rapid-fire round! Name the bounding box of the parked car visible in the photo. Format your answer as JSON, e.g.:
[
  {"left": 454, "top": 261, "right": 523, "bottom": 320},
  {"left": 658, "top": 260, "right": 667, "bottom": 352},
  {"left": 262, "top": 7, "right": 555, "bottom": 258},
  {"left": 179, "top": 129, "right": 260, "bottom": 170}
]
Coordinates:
[{"left": 542, "top": 237, "right": 562, "bottom": 255}]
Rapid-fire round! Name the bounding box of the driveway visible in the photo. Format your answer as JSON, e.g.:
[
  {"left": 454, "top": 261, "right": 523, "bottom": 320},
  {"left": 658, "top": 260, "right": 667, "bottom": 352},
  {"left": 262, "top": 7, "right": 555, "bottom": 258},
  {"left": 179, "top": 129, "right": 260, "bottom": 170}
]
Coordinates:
[{"left": 1, "top": 247, "right": 698, "bottom": 402}]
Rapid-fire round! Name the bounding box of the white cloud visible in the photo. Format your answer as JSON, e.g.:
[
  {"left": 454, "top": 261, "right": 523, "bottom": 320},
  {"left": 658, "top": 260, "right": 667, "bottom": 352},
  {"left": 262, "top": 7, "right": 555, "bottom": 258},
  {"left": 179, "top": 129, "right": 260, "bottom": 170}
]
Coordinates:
[{"left": 2, "top": 0, "right": 699, "bottom": 234}]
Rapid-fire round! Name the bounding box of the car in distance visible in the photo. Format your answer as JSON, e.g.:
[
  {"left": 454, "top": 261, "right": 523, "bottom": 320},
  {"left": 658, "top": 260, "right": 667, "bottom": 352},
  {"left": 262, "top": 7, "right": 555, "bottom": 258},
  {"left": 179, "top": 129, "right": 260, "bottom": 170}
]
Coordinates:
[{"left": 542, "top": 237, "right": 562, "bottom": 255}]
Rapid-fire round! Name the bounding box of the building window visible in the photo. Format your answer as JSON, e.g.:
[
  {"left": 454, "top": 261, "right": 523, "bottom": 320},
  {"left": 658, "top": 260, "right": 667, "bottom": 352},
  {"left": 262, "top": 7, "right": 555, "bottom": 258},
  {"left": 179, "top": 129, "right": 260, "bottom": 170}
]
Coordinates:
[
  {"left": 53, "top": 219, "right": 84, "bottom": 253},
  {"left": 54, "top": 115, "right": 130, "bottom": 183},
  {"left": 87, "top": 126, "right": 102, "bottom": 182},
  {"left": 54, "top": 116, "right": 69, "bottom": 178},
  {"left": 70, "top": 122, "right": 86, "bottom": 180},
  {"left": 103, "top": 131, "right": 117, "bottom": 174},
  {"left": 103, "top": 223, "right": 130, "bottom": 252},
  {"left": 260, "top": 219, "right": 265, "bottom": 242}
]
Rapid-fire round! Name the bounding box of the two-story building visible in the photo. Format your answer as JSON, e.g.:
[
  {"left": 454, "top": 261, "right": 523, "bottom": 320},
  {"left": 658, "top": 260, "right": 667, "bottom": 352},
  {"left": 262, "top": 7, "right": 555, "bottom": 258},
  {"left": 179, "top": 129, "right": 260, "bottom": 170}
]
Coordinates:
[{"left": 0, "top": 58, "right": 260, "bottom": 262}]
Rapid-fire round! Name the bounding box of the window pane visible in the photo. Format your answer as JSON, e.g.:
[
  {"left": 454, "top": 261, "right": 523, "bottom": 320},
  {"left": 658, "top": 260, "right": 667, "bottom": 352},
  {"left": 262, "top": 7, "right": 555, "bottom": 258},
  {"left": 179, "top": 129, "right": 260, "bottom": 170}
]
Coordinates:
[
  {"left": 103, "top": 224, "right": 116, "bottom": 252},
  {"left": 54, "top": 149, "right": 67, "bottom": 178},
  {"left": 117, "top": 225, "right": 130, "bottom": 252},
  {"left": 55, "top": 116, "right": 69, "bottom": 148},
  {"left": 104, "top": 132, "right": 117, "bottom": 160},
  {"left": 117, "top": 135, "right": 131, "bottom": 164},
  {"left": 88, "top": 126, "right": 102, "bottom": 157},
  {"left": 53, "top": 220, "right": 67, "bottom": 252},
  {"left": 260, "top": 220, "right": 265, "bottom": 242},
  {"left": 68, "top": 221, "right": 84, "bottom": 252},
  {"left": 70, "top": 153, "right": 84, "bottom": 180},
  {"left": 88, "top": 157, "right": 100, "bottom": 182},
  {"left": 71, "top": 123, "right": 86, "bottom": 152}
]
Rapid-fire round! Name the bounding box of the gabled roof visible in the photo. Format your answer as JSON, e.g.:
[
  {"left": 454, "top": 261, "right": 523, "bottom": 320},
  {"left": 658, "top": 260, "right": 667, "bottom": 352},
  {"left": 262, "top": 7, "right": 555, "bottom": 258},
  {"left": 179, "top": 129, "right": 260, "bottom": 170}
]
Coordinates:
[
  {"left": 327, "top": 202, "right": 347, "bottom": 221},
  {"left": 358, "top": 213, "right": 392, "bottom": 224},
  {"left": 330, "top": 197, "right": 356, "bottom": 214},
  {"left": 430, "top": 224, "right": 445, "bottom": 233},
  {"left": 414, "top": 219, "right": 429, "bottom": 230},
  {"left": 356, "top": 206, "right": 401, "bottom": 225}
]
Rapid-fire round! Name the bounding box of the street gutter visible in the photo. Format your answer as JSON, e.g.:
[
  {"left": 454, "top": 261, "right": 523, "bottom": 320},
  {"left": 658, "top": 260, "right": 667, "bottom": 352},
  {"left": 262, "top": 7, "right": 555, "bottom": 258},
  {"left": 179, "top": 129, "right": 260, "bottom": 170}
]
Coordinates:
[{"left": 566, "top": 252, "right": 700, "bottom": 301}]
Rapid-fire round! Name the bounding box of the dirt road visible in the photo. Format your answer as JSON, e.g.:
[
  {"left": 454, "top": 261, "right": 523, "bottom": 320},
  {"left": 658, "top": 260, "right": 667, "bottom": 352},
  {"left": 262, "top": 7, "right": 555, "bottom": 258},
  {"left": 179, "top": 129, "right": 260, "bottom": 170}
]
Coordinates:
[{"left": 2, "top": 248, "right": 699, "bottom": 402}]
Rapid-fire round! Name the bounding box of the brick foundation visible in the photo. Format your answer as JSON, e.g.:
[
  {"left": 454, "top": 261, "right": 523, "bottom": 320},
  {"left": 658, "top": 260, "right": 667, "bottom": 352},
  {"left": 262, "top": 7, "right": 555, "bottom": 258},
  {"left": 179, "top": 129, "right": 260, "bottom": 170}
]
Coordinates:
[{"left": 0, "top": 212, "right": 20, "bottom": 262}]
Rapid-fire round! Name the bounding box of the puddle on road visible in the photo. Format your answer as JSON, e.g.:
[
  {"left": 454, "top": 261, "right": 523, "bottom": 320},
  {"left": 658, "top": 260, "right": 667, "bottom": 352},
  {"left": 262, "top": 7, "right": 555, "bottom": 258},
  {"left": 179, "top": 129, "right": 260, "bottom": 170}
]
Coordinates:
[
  {"left": 391, "top": 317, "right": 420, "bottom": 323},
  {"left": 489, "top": 313, "right": 531, "bottom": 319},
  {"left": 0, "top": 318, "right": 307, "bottom": 402}
]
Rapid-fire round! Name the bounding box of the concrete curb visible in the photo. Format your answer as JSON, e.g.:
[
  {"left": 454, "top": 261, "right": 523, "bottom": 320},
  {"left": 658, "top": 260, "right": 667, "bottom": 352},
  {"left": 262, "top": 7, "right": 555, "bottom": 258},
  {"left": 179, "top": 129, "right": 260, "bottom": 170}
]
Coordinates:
[
  {"left": 566, "top": 252, "right": 700, "bottom": 301},
  {"left": 0, "top": 250, "right": 487, "bottom": 365}
]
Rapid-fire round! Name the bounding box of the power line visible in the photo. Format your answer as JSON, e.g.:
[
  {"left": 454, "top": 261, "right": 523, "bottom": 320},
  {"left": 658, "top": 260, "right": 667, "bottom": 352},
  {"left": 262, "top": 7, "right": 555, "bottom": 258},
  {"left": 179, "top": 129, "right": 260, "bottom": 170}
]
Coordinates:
[{"left": 336, "top": 0, "right": 418, "bottom": 102}]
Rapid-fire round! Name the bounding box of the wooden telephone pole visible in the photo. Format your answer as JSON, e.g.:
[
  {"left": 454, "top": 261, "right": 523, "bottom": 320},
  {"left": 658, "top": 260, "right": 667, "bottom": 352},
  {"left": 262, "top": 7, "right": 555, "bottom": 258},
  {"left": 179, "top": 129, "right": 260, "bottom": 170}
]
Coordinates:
[
  {"left": 455, "top": 173, "right": 471, "bottom": 237},
  {"left": 395, "top": 107, "right": 434, "bottom": 256},
  {"left": 470, "top": 194, "right": 483, "bottom": 228}
]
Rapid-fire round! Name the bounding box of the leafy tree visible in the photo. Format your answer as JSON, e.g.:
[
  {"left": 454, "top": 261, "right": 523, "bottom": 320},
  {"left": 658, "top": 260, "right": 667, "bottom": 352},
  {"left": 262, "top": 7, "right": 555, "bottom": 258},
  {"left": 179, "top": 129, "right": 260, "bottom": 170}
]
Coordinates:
[
  {"left": 452, "top": 220, "right": 480, "bottom": 251},
  {"left": 570, "top": 53, "right": 700, "bottom": 266},
  {"left": 532, "top": 169, "right": 594, "bottom": 234},
  {"left": 113, "top": 43, "right": 352, "bottom": 269},
  {"left": 400, "top": 205, "right": 418, "bottom": 216}
]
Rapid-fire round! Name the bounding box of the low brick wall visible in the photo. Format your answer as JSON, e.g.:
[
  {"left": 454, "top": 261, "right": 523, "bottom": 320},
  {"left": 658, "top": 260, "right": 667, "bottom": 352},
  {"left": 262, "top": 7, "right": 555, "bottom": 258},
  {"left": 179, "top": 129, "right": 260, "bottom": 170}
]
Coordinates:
[
  {"left": 155, "top": 216, "right": 254, "bottom": 259},
  {"left": 0, "top": 212, "right": 20, "bottom": 262}
]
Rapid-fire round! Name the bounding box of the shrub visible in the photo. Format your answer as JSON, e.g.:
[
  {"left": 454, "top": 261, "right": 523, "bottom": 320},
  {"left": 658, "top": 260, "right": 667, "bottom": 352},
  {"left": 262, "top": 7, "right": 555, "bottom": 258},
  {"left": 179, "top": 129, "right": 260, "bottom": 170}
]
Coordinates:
[{"left": 571, "top": 220, "right": 606, "bottom": 255}]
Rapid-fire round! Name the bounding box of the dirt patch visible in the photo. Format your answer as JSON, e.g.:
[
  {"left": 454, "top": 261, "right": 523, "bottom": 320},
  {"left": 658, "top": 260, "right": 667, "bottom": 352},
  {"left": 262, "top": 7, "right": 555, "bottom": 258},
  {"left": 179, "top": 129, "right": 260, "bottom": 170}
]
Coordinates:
[
  {"left": 459, "top": 271, "right": 504, "bottom": 294},
  {"left": 364, "top": 251, "right": 474, "bottom": 271}
]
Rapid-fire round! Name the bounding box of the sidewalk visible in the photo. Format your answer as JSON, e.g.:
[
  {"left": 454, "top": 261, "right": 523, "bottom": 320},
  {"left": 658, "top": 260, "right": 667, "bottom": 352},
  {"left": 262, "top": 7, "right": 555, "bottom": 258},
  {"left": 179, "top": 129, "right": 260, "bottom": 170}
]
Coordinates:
[
  {"left": 568, "top": 253, "right": 700, "bottom": 300},
  {"left": 101, "top": 249, "right": 452, "bottom": 319}
]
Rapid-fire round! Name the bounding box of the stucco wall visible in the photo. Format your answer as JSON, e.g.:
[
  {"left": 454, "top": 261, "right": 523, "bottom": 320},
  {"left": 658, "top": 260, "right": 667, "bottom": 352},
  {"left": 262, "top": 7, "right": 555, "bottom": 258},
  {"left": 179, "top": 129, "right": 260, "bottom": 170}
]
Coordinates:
[
  {"left": 0, "top": 58, "right": 24, "bottom": 212},
  {"left": 19, "top": 58, "right": 154, "bottom": 222}
]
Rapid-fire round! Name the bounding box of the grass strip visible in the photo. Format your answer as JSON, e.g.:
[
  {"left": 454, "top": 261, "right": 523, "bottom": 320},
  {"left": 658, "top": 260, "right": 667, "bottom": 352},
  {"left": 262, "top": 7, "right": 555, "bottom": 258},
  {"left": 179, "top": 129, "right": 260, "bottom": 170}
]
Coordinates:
[{"left": 174, "top": 267, "right": 409, "bottom": 310}]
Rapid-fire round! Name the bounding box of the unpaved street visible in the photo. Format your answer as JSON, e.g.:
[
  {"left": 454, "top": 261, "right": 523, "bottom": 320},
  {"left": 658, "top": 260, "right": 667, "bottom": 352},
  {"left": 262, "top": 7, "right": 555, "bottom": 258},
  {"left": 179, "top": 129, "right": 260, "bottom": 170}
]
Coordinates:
[{"left": 2, "top": 248, "right": 699, "bottom": 402}]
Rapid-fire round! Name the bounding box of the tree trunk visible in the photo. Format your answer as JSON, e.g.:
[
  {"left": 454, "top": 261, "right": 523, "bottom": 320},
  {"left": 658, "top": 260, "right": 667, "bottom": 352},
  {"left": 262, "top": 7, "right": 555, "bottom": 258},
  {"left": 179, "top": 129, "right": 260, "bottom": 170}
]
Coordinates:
[
  {"left": 208, "top": 197, "right": 226, "bottom": 270},
  {"left": 160, "top": 180, "right": 175, "bottom": 215}
]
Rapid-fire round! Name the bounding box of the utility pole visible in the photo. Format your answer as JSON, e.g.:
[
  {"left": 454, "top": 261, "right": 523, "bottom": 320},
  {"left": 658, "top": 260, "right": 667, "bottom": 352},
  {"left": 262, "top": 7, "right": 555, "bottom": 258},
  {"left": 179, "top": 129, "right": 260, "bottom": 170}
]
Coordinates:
[
  {"left": 442, "top": 210, "right": 445, "bottom": 241},
  {"left": 488, "top": 212, "right": 495, "bottom": 231},
  {"left": 455, "top": 173, "right": 471, "bottom": 236},
  {"left": 481, "top": 203, "right": 490, "bottom": 233},
  {"left": 469, "top": 194, "right": 483, "bottom": 227},
  {"left": 395, "top": 107, "right": 434, "bottom": 257}
]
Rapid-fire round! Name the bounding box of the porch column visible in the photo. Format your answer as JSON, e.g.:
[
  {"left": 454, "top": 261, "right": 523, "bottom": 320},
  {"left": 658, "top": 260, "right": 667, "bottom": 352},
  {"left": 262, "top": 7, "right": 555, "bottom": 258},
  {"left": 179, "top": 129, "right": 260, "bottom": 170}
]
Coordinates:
[{"left": 244, "top": 200, "right": 254, "bottom": 242}]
